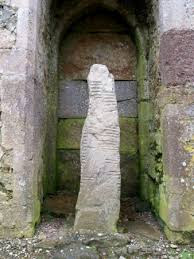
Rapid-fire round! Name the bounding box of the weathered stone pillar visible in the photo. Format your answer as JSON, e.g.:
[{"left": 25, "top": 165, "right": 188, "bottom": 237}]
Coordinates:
[
  {"left": 0, "top": 0, "right": 41, "bottom": 237},
  {"left": 74, "top": 64, "right": 120, "bottom": 232},
  {"left": 0, "top": 0, "right": 55, "bottom": 237},
  {"left": 158, "top": 0, "right": 194, "bottom": 243}
]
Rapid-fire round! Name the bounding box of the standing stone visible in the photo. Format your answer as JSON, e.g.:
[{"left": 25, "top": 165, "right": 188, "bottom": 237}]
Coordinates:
[{"left": 74, "top": 64, "right": 121, "bottom": 232}]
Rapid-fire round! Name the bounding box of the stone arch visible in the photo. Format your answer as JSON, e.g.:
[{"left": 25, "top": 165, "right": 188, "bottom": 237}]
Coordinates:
[{"left": 51, "top": 0, "right": 145, "bottom": 54}]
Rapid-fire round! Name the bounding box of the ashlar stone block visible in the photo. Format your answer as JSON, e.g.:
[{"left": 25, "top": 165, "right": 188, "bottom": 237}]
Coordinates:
[
  {"left": 58, "top": 80, "right": 137, "bottom": 118},
  {"left": 160, "top": 104, "right": 194, "bottom": 242},
  {"left": 74, "top": 64, "right": 121, "bottom": 232}
]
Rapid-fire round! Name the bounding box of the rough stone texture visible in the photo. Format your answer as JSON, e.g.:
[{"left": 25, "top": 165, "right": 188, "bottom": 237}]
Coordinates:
[
  {"left": 120, "top": 118, "right": 138, "bottom": 155},
  {"left": 0, "top": 29, "right": 15, "bottom": 49},
  {"left": 116, "top": 81, "right": 137, "bottom": 117},
  {"left": 58, "top": 80, "right": 137, "bottom": 118},
  {"left": 156, "top": 0, "right": 194, "bottom": 243},
  {"left": 58, "top": 81, "right": 89, "bottom": 118},
  {"left": 159, "top": 0, "right": 194, "bottom": 33},
  {"left": 57, "top": 119, "right": 85, "bottom": 150},
  {"left": 0, "top": 1, "right": 41, "bottom": 238},
  {"left": 160, "top": 30, "right": 194, "bottom": 86},
  {"left": 135, "top": 0, "right": 159, "bottom": 223},
  {"left": 0, "top": 0, "right": 56, "bottom": 238},
  {"left": 74, "top": 65, "right": 120, "bottom": 232},
  {"left": 160, "top": 104, "right": 194, "bottom": 235},
  {"left": 57, "top": 150, "right": 80, "bottom": 194},
  {"left": 60, "top": 33, "right": 136, "bottom": 80},
  {"left": 59, "top": 12, "right": 136, "bottom": 80},
  {"left": 0, "top": 5, "right": 17, "bottom": 34}
]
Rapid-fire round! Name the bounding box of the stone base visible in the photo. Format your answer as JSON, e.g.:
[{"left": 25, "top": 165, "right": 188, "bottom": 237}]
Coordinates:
[
  {"left": 0, "top": 225, "right": 35, "bottom": 239},
  {"left": 74, "top": 207, "right": 118, "bottom": 233},
  {"left": 164, "top": 226, "right": 194, "bottom": 245}
]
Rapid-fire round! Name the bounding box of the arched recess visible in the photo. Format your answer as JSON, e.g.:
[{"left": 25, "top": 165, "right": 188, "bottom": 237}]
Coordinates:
[
  {"left": 40, "top": 0, "right": 148, "bottom": 215},
  {"left": 56, "top": 8, "right": 137, "bottom": 198},
  {"left": 39, "top": 0, "right": 149, "bottom": 224}
]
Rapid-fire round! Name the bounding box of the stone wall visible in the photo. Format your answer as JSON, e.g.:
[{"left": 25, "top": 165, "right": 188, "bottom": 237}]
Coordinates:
[
  {"left": 158, "top": 0, "right": 194, "bottom": 243},
  {"left": 0, "top": 0, "right": 42, "bottom": 237},
  {"left": 138, "top": 0, "right": 162, "bottom": 220},
  {"left": 139, "top": 0, "right": 194, "bottom": 243},
  {"left": 0, "top": 0, "right": 57, "bottom": 237},
  {"left": 0, "top": 2, "right": 17, "bottom": 237}
]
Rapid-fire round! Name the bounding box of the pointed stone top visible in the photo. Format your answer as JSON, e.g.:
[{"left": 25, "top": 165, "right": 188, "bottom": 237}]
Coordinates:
[
  {"left": 87, "top": 64, "right": 109, "bottom": 82},
  {"left": 87, "top": 64, "right": 114, "bottom": 92}
]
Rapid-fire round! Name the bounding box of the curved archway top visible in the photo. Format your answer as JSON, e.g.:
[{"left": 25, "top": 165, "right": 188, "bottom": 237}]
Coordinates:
[{"left": 51, "top": 0, "right": 142, "bottom": 45}]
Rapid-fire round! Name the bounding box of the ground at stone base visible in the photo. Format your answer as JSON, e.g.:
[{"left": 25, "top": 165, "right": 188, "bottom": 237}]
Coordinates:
[{"left": 0, "top": 193, "right": 193, "bottom": 259}]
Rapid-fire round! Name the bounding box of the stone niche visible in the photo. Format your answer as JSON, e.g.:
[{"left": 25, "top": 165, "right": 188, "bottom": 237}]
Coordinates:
[
  {"left": 1, "top": 0, "right": 193, "bottom": 243},
  {"left": 57, "top": 10, "right": 138, "bottom": 199}
]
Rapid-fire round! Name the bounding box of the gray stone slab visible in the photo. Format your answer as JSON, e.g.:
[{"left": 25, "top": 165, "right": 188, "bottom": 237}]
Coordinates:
[
  {"left": 58, "top": 80, "right": 137, "bottom": 118},
  {"left": 58, "top": 80, "right": 89, "bottom": 118},
  {"left": 116, "top": 81, "right": 137, "bottom": 117},
  {"left": 115, "top": 80, "right": 137, "bottom": 101},
  {"left": 118, "top": 100, "right": 137, "bottom": 117}
]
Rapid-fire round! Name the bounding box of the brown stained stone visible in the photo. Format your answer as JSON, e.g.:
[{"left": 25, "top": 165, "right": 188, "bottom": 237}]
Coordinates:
[
  {"left": 59, "top": 11, "right": 136, "bottom": 81},
  {"left": 43, "top": 193, "right": 77, "bottom": 217},
  {"left": 59, "top": 33, "right": 136, "bottom": 80},
  {"left": 160, "top": 29, "right": 194, "bottom": 86}
]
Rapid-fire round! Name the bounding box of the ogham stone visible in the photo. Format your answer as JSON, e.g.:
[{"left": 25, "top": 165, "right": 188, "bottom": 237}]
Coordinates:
[{"left": 74, "top": 64, "right": 121, "bottom": 232}]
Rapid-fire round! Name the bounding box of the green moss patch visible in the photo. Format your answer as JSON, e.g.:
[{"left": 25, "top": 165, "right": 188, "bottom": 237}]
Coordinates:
[
  {"left": 57, "top": 119, "right": 85, "bottom": 149},
  {"left": 57, "top": 150, "right": 80, "bottom": 194},
  {"left": 120, "top": 118, "right": 138, "bottom": 155},
  {"left": 121, "top": 154, "right": 139, "bottom": 198}
]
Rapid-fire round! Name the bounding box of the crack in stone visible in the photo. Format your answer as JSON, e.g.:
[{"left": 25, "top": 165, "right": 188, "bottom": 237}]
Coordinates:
[{"left": 117, "top": 98, "right": 136, "bottom": 102}]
